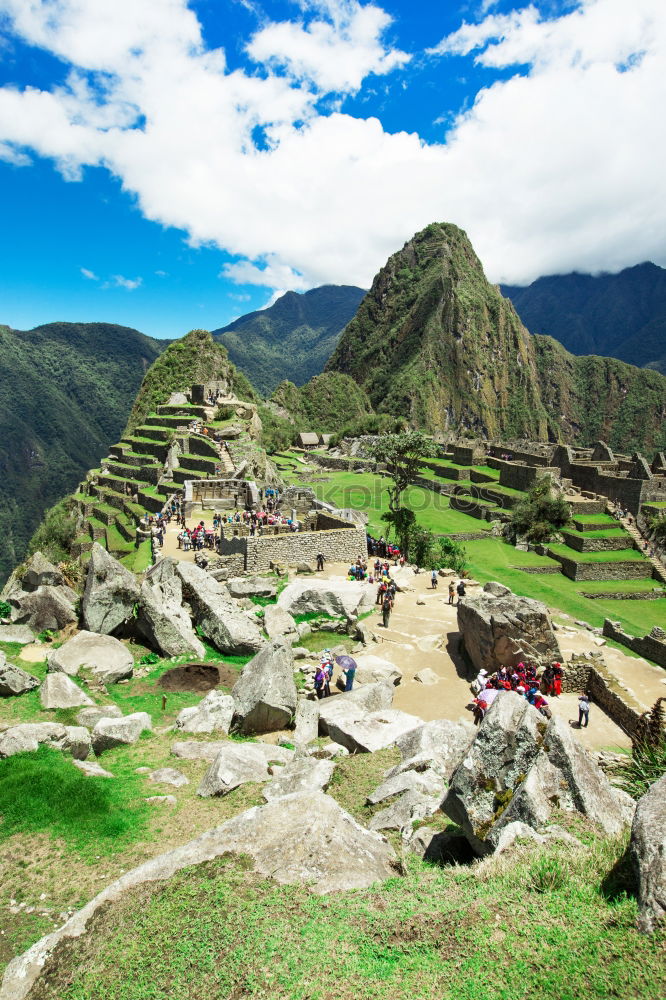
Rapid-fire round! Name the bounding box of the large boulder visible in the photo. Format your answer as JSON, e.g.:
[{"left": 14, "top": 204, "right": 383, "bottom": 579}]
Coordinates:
[
  {"left": 136, "top": 561, "right": 206, "bottom": 659},
  {"left": 293, "top": 697, "right": 319, "bottom": 746},
  {"left": 92, "top": 712, "right": 152, "bottom": 754},
  {"left": 76, "top": 705, "right": 122, "bottom": 728},
  {"left": 40, "top": 673, "right": 95, "bottom": 710},
  {"left": 175, "top": 691, "right": 235, "bottom": 734},
  {"left": 171, "top": 740, "right": 229, "bottom": 762},
  {"left": 369, "top": 789, "right": 441, "bottom": 834},
  {"left": 1, "top": 553, "right": 65, "bottom": 601},
  {"left": 82, "top": 543, "right": 141, "bottom": 635},
  {"left": 0, "top": 796, "right": 396, "bottom": 1000},
  {"left": 386, "top": 719, "right": 475, "bottom": 781},
  {"left": 0, "top": 654, "right": 40, "bottom": 696},
  {"left": 457, "top": 587, "right": 561, "bottom": 674},
  {"left": 231, "top": 640, "right": 298, "bottom": 734},
  {"left": 47, "top": 631, "right": 134, "bottom": 684},
  {"left": 8, "top": 586, "right": 78, "bottom": 632},
  {"left": 227, "top": 577, "right": 277, "bottom": 600},
  {"left": 277, "top": 578, "right": 374, "bottom": 620},
  {"left": 367, "top": 768, "right": 445, "bottom": 805},
  {"left": 175, "top": 561, "right": 265, "bottom": 655},
  {"left": 326, "top": 708, "right": 423, "bottom": 754},
  {"left": 0, "top": 722, "right": 90, "bottom": 760},
  {"left": 197, "top": 742, "right": 294, "bottom": 797},
  {"left": 318, "top": 682, "right": 394, "bottom": 736},
  {"left": 352, "top": 654, "right": 402, "bottom": 687},
  {"left": 263, "top": 605, "right": 298, "bottom": 641},
  {"left": 262, "top": 755, "right": 336, "bottom": 801},
  {"left": 0, "top": 625, "right": 36, "bottom": 645},
  {"left": 442, "top": 691, "right": 633, "bottom": 856},
  {"left": 631, "top": 773, "right": 666, "bottom": 933}
]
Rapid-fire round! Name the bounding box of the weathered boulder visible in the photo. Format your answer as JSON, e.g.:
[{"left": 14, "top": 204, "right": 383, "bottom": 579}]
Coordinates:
[
  {"left": 1, "top": 553, "right": 65, "bottom": 601},
  {"left": 149, "top": 767, "right": 189, "bottom": 788},
  {"left": 277, "top": 579, "right": 374, "bottom": 620},
  {"left": 0, "top": 625, "right": 36, "bottom": 645},
  {"left": 263, "top": 604, "right": 298, "bottom": 641},
  {"left": 387, "top": 719, "right": 475, "bottom": 782},
  {"left": 326, "top": 708, "right": 423, "bottom": 754},
  {"left": 353, "top": 654, "right": 402, "bottom": 687},
  {"left": 175, "top": 561, "right": 265, "bottom": 655},
  {"left": 171, "top": 740, "right": 228, "bottom": 762},
  {"left": 367, "top": 768, "right": 445, "bottom": 805},
  {"left": 8, "top": 586, "right": 78, "bottom": 632},
  {"left": 76, "top": 704, "right": 123, "bottom": 728},
  {"left": 145, "top": 795, "right": 177, "bottom": 806},
  {"left": 198, "top": 742, "right": 294, "bottom": 797},
  {"left": 92, "top": 712, "right": 152, "bottom": 754},
  {"left": 137, "top": 563, "right": 206, "bottom": 659},
  {"left": 389, "top": 566, "right": 416, "bottom": 592},
  {"left": 293, "top": 697, "right": 319, "bottom": 746},
  {"left": 0, "top": 795, "right": 396, "bottom": 1000},
  {"left": 0, "top": 655, "right": 40, "bottom": 696},
  {"left": 47, "top": 631, "right": 134, "bottom": 684},
  {"left": 227, "top": 577, "right": 277, "bottom": 600},
  {"left": 0, "top": 722, "right": 90, "bottom": 759},
  {"left": 262, "top": 755, "right": 336, "bottom": 801},
  {"left": 631, "top": 773, "right": 666, "bottom": 933},
  {"left": 175, "top": 690, "right": 235, "bottom": 734},
  {"left": 232, "top": 640, "right": 298, "bottom": 734},
  {"left": 369, "top": 789, "right": 440, "bottom": 834},
  {"left": 72, "top": 759, "right": 114, "bottom": 779},
  {"left": 39, "top": 673, "right": 95, "bottom": 710},
  {"left": 413, "top": 668, "right": 439, "bottom": 685},
  {"left": 318, "top": 682, "right": 394, "bottom": 736},
  {"left": 81, "top": 543, "right": 141, "bottom": 635},
  {"left": 482, "top": 581, "right": 512, "bottom": 598},
  {"left": 457, "top": 587, "right": 561, "bottom": 674}
]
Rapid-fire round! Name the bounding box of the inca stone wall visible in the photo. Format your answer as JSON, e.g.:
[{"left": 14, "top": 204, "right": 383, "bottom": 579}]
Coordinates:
[
  {"left": 219, "top": 524, "right": 368, "bottom": 572},
  {"left": 547, "top": 549, "right": 654, "bottom": 581},
  {"left": 602, "top": 620, "right": 666, "bottom": 669},
  {"left": 561, "top": 654, "right": 644, "bottom": 737},
  {"left": 560, "top": 530, "right": 634, "bottom": 553}
]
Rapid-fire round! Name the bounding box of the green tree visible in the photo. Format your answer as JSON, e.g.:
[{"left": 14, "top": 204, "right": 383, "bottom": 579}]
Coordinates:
[
  {"left": 366, "top": 431, "right": 434, "bottom": 511},
  {"left": 508, "top": 475, "right": 570, "bottom": 544},
  {"left": 437, "top": 536, "right": 468, "bottom": 575}
]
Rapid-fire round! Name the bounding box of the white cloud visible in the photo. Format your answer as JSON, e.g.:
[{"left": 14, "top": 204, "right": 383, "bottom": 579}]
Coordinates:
[
  {"left": 80, "top": 266, "right": 99, "bottom": 280},
  {"left": 109, "top": 274, "right": 142, "bottom": 290},
  {"left": 0, "top": 0, "right": 664, "bottom": 290}
]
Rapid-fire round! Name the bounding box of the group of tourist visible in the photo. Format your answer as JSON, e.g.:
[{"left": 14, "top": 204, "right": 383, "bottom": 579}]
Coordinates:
[
  {"left": 313, "top": 650, "right": 355, "bottom": 698},
  {"left": 177, "top": 522, "right": 217, "bottom": 551},
  {"left": 366, "top": 534, "right": 402, "bottom": 560},
  {"left": 469, "top": 660, "right": 591, "bottom": 728}
]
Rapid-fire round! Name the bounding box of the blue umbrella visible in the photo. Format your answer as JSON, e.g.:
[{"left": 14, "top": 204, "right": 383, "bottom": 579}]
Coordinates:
[{"left": 335, "top": 655, "right": 357, "bottom": 671}]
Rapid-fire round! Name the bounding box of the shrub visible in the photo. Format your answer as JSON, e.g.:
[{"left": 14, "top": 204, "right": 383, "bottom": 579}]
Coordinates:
[
  {"left": 508, "top": 475, "right": 570, "bottom": 544},
  {"left": 0, "top": 600, "right": 11, "bottom": 618},
  {"left": 613, "top": 697, "right": 666, "bottom": 798},
  {"left": 27, "top": 498, "right": 78, "bottom": 564}
]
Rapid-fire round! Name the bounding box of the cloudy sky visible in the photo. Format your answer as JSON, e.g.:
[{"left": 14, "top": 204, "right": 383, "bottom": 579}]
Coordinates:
[{"left": 0, "top": 0, "right": 664, "bottom": 338}]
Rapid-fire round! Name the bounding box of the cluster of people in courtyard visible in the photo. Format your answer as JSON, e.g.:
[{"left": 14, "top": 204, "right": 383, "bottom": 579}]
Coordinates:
[
  {"left": 313, "top": 650, "right": 356, "bottom": 698},
  {"left": 471, "top": 660, "right": 563, "bottom": 723}
]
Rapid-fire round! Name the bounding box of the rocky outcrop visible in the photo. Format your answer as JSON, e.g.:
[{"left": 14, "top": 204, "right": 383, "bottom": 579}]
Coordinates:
[
  {"left": 277, "top": 579, "right": 374, "bottom": 620},
  {"left": 175, "top": 561, "right": 265, "bottom": 655},
  {"left": 136, "top": 562, "right": 206, "bottom": 659},
  {"left": 81, "top": 543, "right": 141, "bottom": 635},
  {"left": 293, "top": 697, "right": 320, "bottom": 746},
  {"left": 149, "top": 768, "right": 189, "bottom": 788},
  {"left": 631, "top": 773, "right": 666, "bottom": 933},
  {"left": 0, "top": 625, "right": 36, "bottom": 645},
  {"left": 231, "top": 640, "right": 298, "bottom": 734},
  {"left": 39, "top": 673, "right": 95, "bottom": 710},
  {"left": 367, "top": 768, "right": 445, "bottom": 805},
  {"left": 1, "top": 553, "right": 65, "bottom": 600},
  {"left": 0, "top": 654, "right": 40, "bottom": 696},
  {"left": 457, "top": 587, "right": 561, "bottom": 673},
  {"left": 227, "top": 577, "right": 277, "bottom": 600},
  {"left": 175, "top": 691, "right": 235, "bottom": 734},
  {"left": 318, "top": 682, "right": 394, "bottom": 735},
  {"left": 7, "top": 586, "right": 78, "bottom": 632},
  {"left": 263, "top": 605, "right": 298, "bottom": 641},
  {"left": 442, "top": 691, "right": 633, "bottom": 856},
  {"left": 197, "top": 742, "right": 293, "bottom": 797},
  {"left": 76, "top": 705, "right": 122, "bottom": 728},
  {"left": 0, "top": 793, "right": 395, "bottom": 1000},
  {"left": 0, "top": 722, "right": 90, "bottom": 759},
  {"left": 353, "top": 654, "right": 402, "bottom": 687},
  {"left": 369, "top": 789, "right": 441, "bottom": 834},
  {"left": 326, "top": 708, "right": 423, "bottom": 754},
  {"left": 92, "top": 712, "right": 152, "bottom": 754},
  {"left": 386, "top": 718, "right": 476, "bottom": 782},
  {"left": 262, "top": 755, "right": 336, "bottom": 801},
  {"left": 46, "top": 631, "right": 134, "bottom": 684}
]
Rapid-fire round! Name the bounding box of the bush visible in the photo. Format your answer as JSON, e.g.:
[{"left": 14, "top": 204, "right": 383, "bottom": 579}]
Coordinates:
[
  {"left": 437, "top": 536, "right": 468, "bottom": 574},
  {"left": 613, "top": 697, "right": 666, "bottom": 798},
  {"left": 214, "top": 404, "right": 236, "bottom": 422},
  {"left": 508, "top": 475, "right": 570, "bottom": 544},
  {"left": 27, "top": 498, "right": 78, "bottom": 564},
  {"left": 258, "top": 405, "right": 297, "bottom": 454},
  {"left": 0, "top": 600, "right": 11, "bottom": 618}
]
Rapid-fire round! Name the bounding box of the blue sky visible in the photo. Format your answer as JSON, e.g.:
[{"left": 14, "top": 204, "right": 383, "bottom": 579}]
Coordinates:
[{"left": 0, "top": 0, "right": 664, "bottom": 339}]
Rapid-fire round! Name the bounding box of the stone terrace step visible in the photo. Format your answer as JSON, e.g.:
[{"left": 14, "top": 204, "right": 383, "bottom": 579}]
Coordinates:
[
  {"left": 103, "top": 460, "right": 160, "bottom": 482},
  {"left": 122, "top": 437, "right": 169, "bottom": 460},
  {"left": 157, "top": 404, "right": 208, "bottom": 419},
  {"left": 145, "top": 414, "right": 193, "bottom": 429},
  {"left": 134, "top": 426, "right": 171, "bottom": 442}
]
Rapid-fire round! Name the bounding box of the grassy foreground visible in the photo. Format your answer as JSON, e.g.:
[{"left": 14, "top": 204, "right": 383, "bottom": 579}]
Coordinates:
[{"left": 26, "top": 834, "right": 665, "bottom": 1000}]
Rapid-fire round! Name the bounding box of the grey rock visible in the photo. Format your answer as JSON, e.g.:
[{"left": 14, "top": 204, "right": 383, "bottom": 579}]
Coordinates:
[
  {"left": 175, "top": 561, "right": 265, "bottom": 655},
  {"left": 47, "top": 631, "right": 134, "bottom": 684},
  {"left": 367, "top": 768, "right": 445, "bottom": 805},
  {"left": 1, "top": 553, "right": 64, "bottom": 601},
  {"left": 0, "top": 655, "right": 40, "bottom": 696},
  {"left": 413, "top": 668, "right": 439, "bottom": 685},
  {"left": 8, "top": 585, "right": 78, "bottom": 632},
  {"left": 227, "top": 577, "right": 277, "bottom": 600},
  {"left": 72, "top": 759, "right": 114, "bottom": 779},
  {"left": 92, "top": 712, "right": 152, "bottom": 754},
  {"left": 493, "top": 821, "right": 547, "bottom": 854},
  {"left": 327, "top": 708, "right": 423, "bottom": 754},
  {"left": 149, "top": 768, "right": 189, "bottom": 787},
  {"left": 318, "top": 682, "right": 394, "bottom": 736},
  {"left": 175, "top": 690, "right": 235, "bottom": 734},
  {"left": 311, "top": 742, "right": 349, "bottom": 759},
  {"left": 232, "top": 640, "right": 298, "bottom": 734},
  {"left": 263, "top": 604, "right": 298, "bottom": 641},
  {"left": 145, "top": 795, "right": 177, "bottom": 806},
  {"left": 392, "top": 719, "right": 476, "bottom": 781},
  {"left": 0, "top": 723, "right": 90, "bottom": 760},
  {"left": 353, "top": 654, "right": 402, "bottom": 687},
  {"left": 458, "top": 588, "right": 560, "bottom": 674},
  {"left": 198, "top": 742, "right": 293, "bottom": 797},
  {"left": 262, "top": 755, "right": 335, "bottom": 801},
  {"left": 292, "top": 646, "right": 310, "bottom": 660},
  {"left": 369, "top": 789, "right": 441, "bottom": 834},
  {"left": 136, "top": 565, "right": 206, "bottom": 659},
  {"left": 76, "top": 704, "right": 123, "bottom": 728},
  {"left": 293, "top": 697, "right": 319, "bottom": 746},
  {"left": 81, "top": 544, "right": 141, "bottom": 635},
  {"left": 277, "top": 579, "right": 374, "bottom": 620},
  {"left": 631, "top": 773, "right": 666, "bottom": 933},
  {"left": 0, "top": 625, "right": 36, "bottom": 645},
  {"left": 482, "top": 581, "right": 512, "bottom": 597},
  {"left": 171, "top": 740, "right": 228, "bottom": 762},
  {"left": 39, "top": 673, "right": 95, "bottom": 710}
]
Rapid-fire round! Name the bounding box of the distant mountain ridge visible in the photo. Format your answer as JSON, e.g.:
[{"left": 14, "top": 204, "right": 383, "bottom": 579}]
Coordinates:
[
  {"left": 213, "top": 284, "right": 365, "bottom": 395},
  {"left": 502, "top": 262, "right": 666, "bottom": 374},
  {"left": 0, "top": 321, "right": 163, "bottom": 584}
]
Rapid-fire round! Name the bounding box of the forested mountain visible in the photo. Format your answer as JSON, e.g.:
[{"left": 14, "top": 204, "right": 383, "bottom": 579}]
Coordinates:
[
  {"left": 213, "top": 285, "right": 365, "bottom": 395},
  {"left": 326, "top": 223, "right": 666, "bottom": 451},
  {"left": 0, "top": 322, "right": 163, "bottom": 584},
  {"left": 502, "top": 262, "right": 666, "bottom": 374}
]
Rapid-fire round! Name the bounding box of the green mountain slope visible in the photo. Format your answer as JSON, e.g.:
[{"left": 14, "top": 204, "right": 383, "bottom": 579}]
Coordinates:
[
  {"left": 0, "top": 322, "right": 163, "bottom": 584},
  {"left": 213, "top": 285, "right": 365, "bottom": 395},
  {"left": 270, "top": 372, "right": 373, "bottom": 433},
  {"left": 326, "top": 223, "right": 666, "bottom": 451},
  {"left": 502, "top": 262, "right": 666, "bottom": 374}
]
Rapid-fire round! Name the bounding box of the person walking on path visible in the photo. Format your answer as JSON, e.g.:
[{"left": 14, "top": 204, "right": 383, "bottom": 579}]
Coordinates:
[
  {"left": 316, "top": 552, "right": 325, "bottom": 572},
  {"left": 448, "top": 580, "right": 455, "bottom": 605},
  {"left": 456, "top": 579, "right": 466, "bottom": 603},
  {"left": 578, "top": 692, "right": 590, "bottom": 728},
  {"left": 382, "top": 591, "right": 394, "bottom": 628},
  {"left": 431, "top": 569, "right": 438, "bottom": 589}
]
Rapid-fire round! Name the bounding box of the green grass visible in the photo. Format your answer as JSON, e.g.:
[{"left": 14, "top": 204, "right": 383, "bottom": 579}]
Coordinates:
[
  {"left": 547, "top": 545, "right": 647, "bottom": 564},
  {"left": 577, "top": 579, "right": 666, "bottom": 595},
  {"left": 297, "top": 630, "right": 355, "bottom": 653},
  {"left": 572, "top": 513, "right": 618, "bottom": 526},
  {"left": 563, "top": 527, "right": 630, "bottom": 540},
  {"left": 24, "top": 835, "right": 666, "bottom": 1000},
  {"left": 0, "top": 746, "right": 150, "bottom": 855}
]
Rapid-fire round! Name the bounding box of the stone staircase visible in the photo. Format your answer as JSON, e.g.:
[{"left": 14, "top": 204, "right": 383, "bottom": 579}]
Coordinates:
[{"left": 617, "top": 513, "right": 666, "bottom": 584}]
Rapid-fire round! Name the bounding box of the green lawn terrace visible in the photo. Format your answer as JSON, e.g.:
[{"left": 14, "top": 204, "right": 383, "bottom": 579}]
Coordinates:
[{"left": 71, "top": 397, "right": 230, "bottom": 569}]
